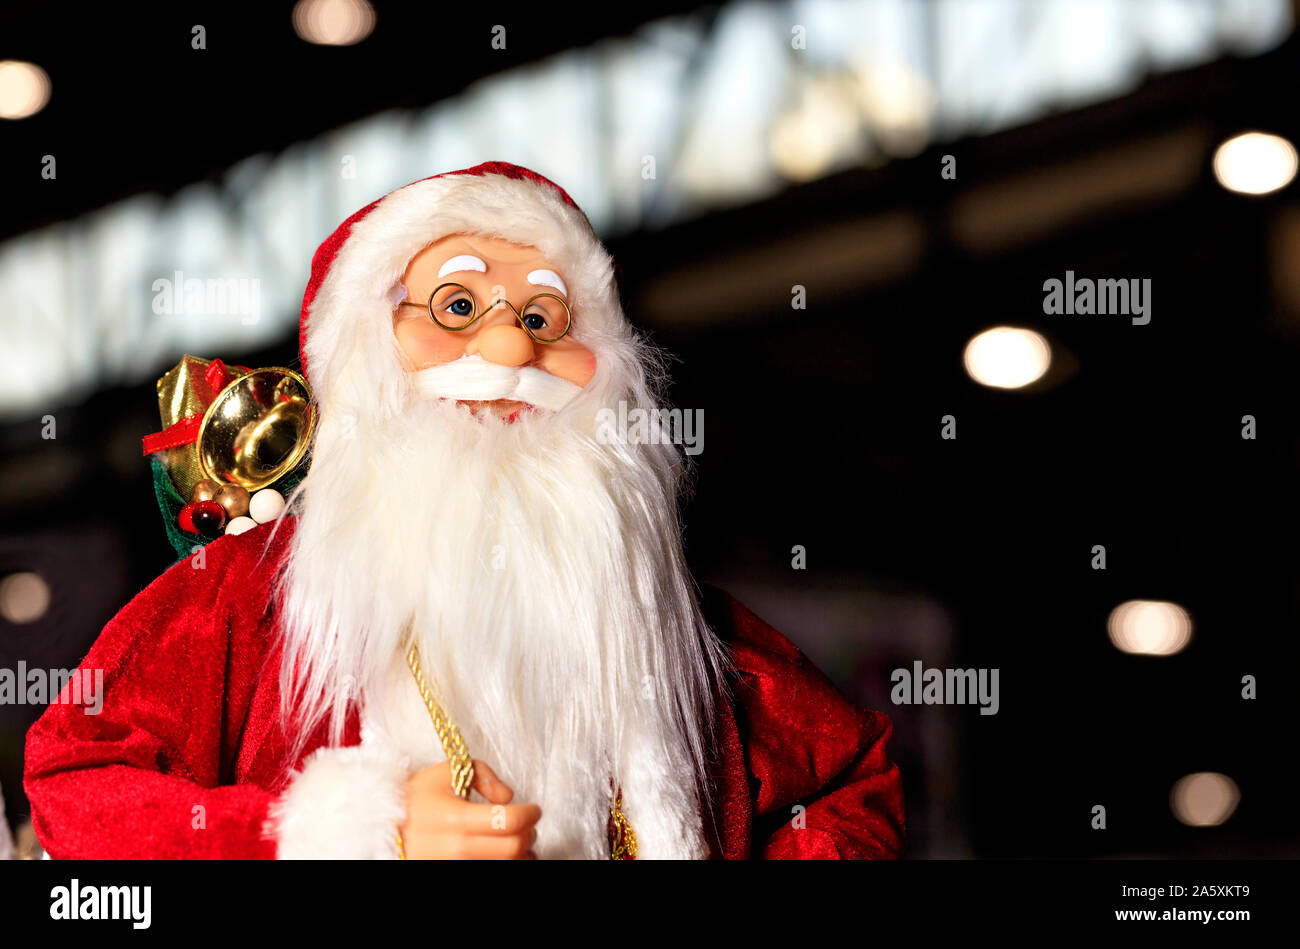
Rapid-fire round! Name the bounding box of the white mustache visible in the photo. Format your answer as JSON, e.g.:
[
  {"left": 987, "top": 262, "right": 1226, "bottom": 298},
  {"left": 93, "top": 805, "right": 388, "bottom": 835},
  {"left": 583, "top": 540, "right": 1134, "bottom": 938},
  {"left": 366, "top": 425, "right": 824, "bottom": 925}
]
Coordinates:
[{"left": 411, "top": 355, "right": 584, "bottom": 412}]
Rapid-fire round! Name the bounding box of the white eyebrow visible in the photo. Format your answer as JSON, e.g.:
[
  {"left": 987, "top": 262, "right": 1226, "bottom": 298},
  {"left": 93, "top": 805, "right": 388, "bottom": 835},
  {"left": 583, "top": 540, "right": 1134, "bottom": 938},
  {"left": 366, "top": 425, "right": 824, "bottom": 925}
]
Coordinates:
[
  {"left": 527, "top": 269, "right": 567, "bottom": 296},
  {"left": 437, "top": 255, "right": 488, "bottom": 278}
]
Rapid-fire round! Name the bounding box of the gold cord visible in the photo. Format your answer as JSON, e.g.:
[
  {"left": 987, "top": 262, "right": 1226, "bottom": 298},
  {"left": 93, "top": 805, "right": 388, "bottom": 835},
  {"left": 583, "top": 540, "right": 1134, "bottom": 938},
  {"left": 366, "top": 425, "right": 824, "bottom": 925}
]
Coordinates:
[
  {"left": 405, "top": 639, "right": 475, "bottom": 799},
  {"left": 403, "top": 630, "right": 637, "bottom": 858}
]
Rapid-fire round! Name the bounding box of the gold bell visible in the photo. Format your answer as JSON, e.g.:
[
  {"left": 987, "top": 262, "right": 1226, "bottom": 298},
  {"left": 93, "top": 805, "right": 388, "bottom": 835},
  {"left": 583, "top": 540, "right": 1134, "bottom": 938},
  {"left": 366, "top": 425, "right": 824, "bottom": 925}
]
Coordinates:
[{"left": 195, "top": 367, "right": 315, "bottom": 491}]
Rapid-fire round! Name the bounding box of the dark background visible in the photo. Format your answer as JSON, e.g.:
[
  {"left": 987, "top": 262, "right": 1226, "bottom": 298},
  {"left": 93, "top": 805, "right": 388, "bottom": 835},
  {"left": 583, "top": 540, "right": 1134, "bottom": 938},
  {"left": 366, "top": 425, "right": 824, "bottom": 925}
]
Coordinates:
[{"left": 1, "top": 1, "right": 1297, "bottom": 859}]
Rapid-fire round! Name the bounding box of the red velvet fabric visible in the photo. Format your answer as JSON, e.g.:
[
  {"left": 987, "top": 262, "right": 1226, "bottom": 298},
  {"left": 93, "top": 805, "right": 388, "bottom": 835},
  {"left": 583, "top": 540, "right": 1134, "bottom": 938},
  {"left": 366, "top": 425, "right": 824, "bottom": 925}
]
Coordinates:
[
  {"left": 24, "top": 520, "right": 904, "bottom": 859},
  {"left": 699, "top": 588, "right": 905, "bottom": 859}
]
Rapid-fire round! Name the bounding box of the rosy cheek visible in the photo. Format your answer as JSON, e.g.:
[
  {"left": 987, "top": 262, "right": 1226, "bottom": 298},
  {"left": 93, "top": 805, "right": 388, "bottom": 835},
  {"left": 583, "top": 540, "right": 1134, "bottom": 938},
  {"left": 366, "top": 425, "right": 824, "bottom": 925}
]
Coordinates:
[
  {"left": 540, "top": 345, "right": 597, "bottom": 387},
  {"left": 394, "top": 320, "right": 467, "bottom": 368}
]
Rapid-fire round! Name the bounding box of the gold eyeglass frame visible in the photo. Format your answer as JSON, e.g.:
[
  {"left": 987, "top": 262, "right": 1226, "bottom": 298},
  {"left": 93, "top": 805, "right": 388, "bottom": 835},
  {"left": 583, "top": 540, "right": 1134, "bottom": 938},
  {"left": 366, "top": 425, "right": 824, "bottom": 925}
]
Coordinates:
[{"left": 398, "top": 281, "right": 573, "bottom": 344}]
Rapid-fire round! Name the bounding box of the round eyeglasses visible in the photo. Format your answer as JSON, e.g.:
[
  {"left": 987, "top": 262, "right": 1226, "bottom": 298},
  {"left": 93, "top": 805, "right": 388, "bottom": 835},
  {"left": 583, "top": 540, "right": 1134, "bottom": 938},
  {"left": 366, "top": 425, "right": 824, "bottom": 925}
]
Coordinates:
[{"left": 397, "top": 282, "right": 573, "bottom": 343}]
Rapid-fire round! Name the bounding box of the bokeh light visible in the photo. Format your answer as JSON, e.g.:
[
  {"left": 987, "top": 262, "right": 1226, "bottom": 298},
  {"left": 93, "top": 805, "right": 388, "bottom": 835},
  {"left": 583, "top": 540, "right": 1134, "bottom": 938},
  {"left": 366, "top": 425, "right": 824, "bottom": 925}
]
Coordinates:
[
  {"left": 0, "top": 61, "right": 51, "bottom": 120},
  {"left": 0, "top": 571, "right": 51, "bottom": 624},
  {"left": 292, "top": 0, "right": 376, "bottom": 47},
  {"left": 769, "top": 78, "right": 864, "bottom": 182},
  {"left": 1213, "top": 131, "right": 1297, "bottom": 195},
  {"left": 1107, "top": 599, "right": 1193, "bottom": 655},
  {"left": 852, "top": 57, "right": 936, "bottom": 157},
  {"left": 1171, "top": 772, "right": 1240, "bottom": 827},
  {"left": 963, "top": 326, "right": 1052, "bottom": 389}
]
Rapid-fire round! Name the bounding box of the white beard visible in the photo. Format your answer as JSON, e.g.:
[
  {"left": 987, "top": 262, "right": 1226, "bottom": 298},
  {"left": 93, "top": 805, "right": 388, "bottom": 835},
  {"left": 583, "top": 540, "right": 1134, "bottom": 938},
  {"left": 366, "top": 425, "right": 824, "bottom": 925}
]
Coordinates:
[{"left": 273, "top": 362, "right": 728, "bottom": 859}]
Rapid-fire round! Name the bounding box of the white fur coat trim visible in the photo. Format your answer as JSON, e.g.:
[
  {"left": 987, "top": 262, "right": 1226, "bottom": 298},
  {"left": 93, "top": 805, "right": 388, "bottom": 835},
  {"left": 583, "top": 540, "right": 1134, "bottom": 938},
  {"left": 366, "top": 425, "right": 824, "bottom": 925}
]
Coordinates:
[{"left": 267, "top": 744, "right": 408, "bottom": 859}]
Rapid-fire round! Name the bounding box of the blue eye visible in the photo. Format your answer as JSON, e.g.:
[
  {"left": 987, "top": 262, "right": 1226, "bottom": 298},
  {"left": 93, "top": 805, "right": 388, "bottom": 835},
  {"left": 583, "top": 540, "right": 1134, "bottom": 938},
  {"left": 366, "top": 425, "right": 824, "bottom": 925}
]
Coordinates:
[
  {"left": 522, "top": 313, "right": 547, "bottom": 330},
  {"left": 446, "top": 299, "right": 473, "bottom": 316}
]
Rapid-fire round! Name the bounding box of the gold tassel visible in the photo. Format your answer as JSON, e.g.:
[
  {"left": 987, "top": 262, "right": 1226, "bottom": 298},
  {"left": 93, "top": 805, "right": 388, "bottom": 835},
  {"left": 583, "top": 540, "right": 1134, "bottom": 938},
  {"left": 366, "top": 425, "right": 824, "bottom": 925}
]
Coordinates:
[{"left": 609, "top": 788, "right": 638, "bottom": 860}]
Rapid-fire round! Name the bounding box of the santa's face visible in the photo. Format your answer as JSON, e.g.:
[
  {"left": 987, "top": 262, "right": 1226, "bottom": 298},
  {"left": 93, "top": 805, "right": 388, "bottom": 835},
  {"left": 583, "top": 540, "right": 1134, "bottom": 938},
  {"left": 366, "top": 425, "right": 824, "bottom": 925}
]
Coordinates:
[{"left": 392, "top": 235, "right": 598, "bottom": 419}]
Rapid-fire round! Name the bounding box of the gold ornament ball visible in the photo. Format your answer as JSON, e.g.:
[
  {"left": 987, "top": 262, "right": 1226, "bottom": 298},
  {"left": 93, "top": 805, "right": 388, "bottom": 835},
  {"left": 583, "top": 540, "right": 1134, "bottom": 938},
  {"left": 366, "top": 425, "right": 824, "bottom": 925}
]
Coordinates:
[
  {"left": 214, "top": 484, "right": 251, "bottom": 518},
  {"left": 190, "top": 479, "right": 220, "bottom": 503}
]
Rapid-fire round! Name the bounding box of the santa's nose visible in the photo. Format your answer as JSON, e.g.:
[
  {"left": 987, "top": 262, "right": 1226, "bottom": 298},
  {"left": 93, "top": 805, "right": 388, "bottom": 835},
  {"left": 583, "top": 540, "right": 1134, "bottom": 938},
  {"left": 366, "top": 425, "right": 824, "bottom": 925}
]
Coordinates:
[{"left": 468, "top": 323, "right": 534, "bottom": 366}]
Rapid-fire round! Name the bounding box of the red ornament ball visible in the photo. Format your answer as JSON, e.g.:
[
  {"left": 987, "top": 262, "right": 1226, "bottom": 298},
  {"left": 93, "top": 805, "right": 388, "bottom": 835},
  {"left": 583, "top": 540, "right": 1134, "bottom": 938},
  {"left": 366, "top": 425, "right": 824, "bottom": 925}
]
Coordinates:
[
  {"left": 190, "top": 500, "right": 227, "bottom": 537},
  {"left": 177, "top": 502, "right": 199, "bottom": 534}
]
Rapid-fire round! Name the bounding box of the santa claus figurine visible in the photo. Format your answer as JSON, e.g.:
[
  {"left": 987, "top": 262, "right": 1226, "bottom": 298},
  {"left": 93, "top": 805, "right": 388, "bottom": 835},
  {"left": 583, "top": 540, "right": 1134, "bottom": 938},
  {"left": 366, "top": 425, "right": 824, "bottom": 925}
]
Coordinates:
[{"left": 24, "top": 162, "right": 904, "bottom": 859}]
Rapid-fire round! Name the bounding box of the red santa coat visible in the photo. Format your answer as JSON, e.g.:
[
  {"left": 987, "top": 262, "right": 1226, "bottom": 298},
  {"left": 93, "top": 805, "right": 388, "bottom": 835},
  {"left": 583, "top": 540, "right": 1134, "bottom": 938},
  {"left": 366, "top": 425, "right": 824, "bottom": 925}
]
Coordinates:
[{"left": 24, "top": 518, "right": 904, "bottom": 859}]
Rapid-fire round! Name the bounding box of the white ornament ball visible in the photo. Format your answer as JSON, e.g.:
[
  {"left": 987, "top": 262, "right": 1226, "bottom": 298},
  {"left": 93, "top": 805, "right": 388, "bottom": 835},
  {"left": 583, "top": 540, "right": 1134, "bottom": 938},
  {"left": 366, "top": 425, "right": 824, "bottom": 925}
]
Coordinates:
[
  {"left": 248, "top": 489, "right": 285, "bottom": 524},
  {"left": 225, "top": 515, "right": 257, "bottom": 536}
]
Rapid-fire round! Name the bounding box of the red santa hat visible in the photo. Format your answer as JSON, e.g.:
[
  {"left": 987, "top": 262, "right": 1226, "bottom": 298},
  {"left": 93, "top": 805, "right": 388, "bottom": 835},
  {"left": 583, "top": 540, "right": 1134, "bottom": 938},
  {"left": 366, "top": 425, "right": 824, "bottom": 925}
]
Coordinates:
[{"left": 297, "top": 162, "right": 627, "bottom": 405}]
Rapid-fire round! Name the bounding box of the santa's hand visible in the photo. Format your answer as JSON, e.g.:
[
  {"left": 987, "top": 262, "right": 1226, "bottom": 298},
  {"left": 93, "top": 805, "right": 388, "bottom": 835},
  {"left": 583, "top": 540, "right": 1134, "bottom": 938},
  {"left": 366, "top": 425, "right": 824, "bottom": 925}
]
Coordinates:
[{"left": 400, "top": 759, "right": 541, "bottom": 859}]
